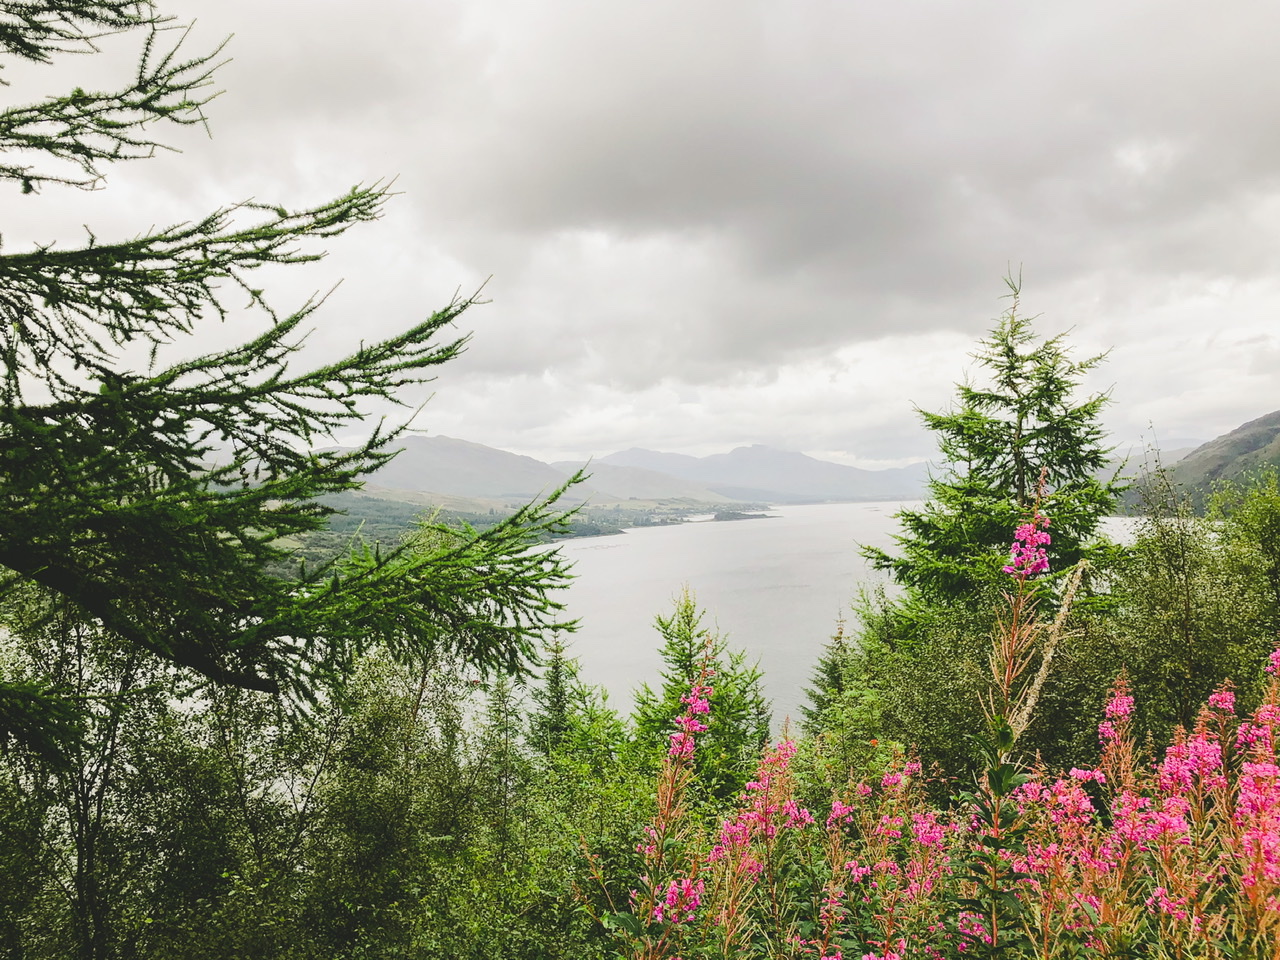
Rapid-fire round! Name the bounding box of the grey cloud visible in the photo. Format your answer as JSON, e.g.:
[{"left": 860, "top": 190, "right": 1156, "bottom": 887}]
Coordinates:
[{"left": 8, "top": 0, "right": 1279, "bottom": 460}]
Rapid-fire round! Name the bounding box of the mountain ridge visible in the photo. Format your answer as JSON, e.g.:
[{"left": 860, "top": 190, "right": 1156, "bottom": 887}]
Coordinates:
[
  {"left": 343, "top": 435, "right": 928, "bottom": 505},
  {"left": 1165, "top": 410, "right": 1280, "bottom": 503},
  {"left": 600, "top": 444, "right": 928, "bottom": 502}
]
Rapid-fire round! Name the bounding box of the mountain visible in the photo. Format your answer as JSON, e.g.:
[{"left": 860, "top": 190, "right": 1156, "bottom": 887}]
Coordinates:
[
  {"left": 337, "top": 436, "right": 926, "bottom": 506},
  {"left": 1166, "top": 410, "right": 1280, "bottom": 498},
  {"left": 348, "top": 435, "right": 734, "bottom": 504},
  {"left": 549, "top": 461, "right": 737, "bottom": 502},
  {"left": 601, "top": 445, "right": 927, "bottom": 502},
  {"left": 360, "top": 435, "right": 590, "bottom": 501}
]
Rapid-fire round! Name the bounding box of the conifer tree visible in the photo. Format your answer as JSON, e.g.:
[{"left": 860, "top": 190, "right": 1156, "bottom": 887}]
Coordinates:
[
  {"left": 631, "top": 589, "right": 770, "bottom": 802},
  {"left": 528, "top": 636, "right": 575, "bottom": 757},
  {"left": 863, "top": 277, "right": 1122, "bottom": 602},
  {"left": 0, "top": 1, "right": 577, "bottom": 748}
]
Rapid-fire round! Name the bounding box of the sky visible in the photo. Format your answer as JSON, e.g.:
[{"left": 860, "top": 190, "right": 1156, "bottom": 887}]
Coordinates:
[{"left": 8, "top": 0, "right": 1280, "bottom": 468}]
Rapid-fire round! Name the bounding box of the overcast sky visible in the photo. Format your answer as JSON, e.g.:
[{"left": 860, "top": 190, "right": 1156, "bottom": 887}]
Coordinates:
[{"left": 9, "top": 0, "right": 1280, "bottom": 467}]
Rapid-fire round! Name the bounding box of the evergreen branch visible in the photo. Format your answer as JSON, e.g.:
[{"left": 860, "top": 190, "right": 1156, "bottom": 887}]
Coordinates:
[
  {"left": 270, "top": 475, "right": 584, "bottom": 692},
  {"left": 0, "top": 17, "right": 222, "bottom": 189},
  {"left": 0, "top": 184, "right": 391, "bottom": 385},
  {"left": 0, "top": 2, "right": 159, "bottom": 68}
]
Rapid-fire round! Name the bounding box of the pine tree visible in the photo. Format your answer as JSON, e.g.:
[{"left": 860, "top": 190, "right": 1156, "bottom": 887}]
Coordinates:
[
  {"left": 799, "top": 620, "right": 850, "bottom": 732},
  {"left": 631, "top": 589, "right": 770, "bottom": 802},
  {"left": 0, "top": 2, "right": 577, "bottom": 749},
  {"left": 528, "top": 636, "right": 575, "bottom": 757},
  {"left": 863, "top": 277, "right": 1123, "bottom": 602}
]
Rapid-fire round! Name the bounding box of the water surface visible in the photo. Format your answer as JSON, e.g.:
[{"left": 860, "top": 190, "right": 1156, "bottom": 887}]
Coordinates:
[{"left": 554, "top": 502, "right": 915, "bottom": 724}]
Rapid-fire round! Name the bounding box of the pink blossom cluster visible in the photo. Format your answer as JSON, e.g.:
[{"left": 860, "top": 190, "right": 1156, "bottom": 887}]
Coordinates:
[
  {"left": 1002, "top": 511, "right": 1051, "bottom": 579},
  {"left": 710, "top": 738, "right": 814, "bottom": 863},
  {"left": 1208, "top": 688, "right": 1236, "bottom": 713},
  {"left": 668, "top": 681, "right": 713, "bottom": 759},
  {"left": 1098, "top": 687, "right": 1134, "bottom": 743},
  {"left": 1145, "top": 885, "right": 1192, "bottom": 923},
  {"left": 604, "top": 644, "right": 1280, "bottom": 956},
  {"left": 1157, "top": 729, "right": 1226, "bottom": 794},
  {"left": 653, "top": 877, "right": 704, "bottom": 924},
  {"left": 861, "top": 942, "right": 905, "bottom": 960}
]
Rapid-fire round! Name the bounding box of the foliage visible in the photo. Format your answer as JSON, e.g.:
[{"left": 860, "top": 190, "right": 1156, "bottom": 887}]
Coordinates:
[
  {"left": 0, "top": 1, "right": 579, "bottom": 750},
  {"left": 864, "top": 277, "right": 1122, "bottom": 603},
  {"left": 631, "top": 588, "right": 772, "bottom": 803},
  {"left": 1210, "top": 465, "right": 1280, "bottom": 631},
  {"left": 592, "top": 562, "right": 1280, "bottom": 959},
  {"left": 1094, "top": 471, "right": 1279, "bottom": 741}
]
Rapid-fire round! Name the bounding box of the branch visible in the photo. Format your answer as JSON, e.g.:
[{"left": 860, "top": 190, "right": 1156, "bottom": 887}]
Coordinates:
[{"left": 0, "top": 17, "right": 224, "bottom": 190}]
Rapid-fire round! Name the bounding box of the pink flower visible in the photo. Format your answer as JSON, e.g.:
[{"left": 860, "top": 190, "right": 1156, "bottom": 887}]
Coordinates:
[
  {"left": 653, "top": 877, "right": 703, "bottom": 924},
  {"left": 911, "top": 811, "right": 946, "bottom": 849},
  {"left": 1267, "top": 647, "right": 1280, "bottom": 675},
  {"left": 827, "top": 799, "right": 856, "bottom": 829},
  {"left": 783, "top": 799, "right": 815, "bottom": 828},
  {"left": 668, "top": 730, "right": 695, "bottom": 759},
  {"left": 1158, "top": 730, "right": 1226, "bottom": 794},
  {"left": 1105, "top": 693, "right": 1135, "bottom": 719},
  {"left": 674, "top": 713, "right": 708, "bottom": 734},
  {"left": 1003, "top": 511, "right": 1051, "bottom": 579},
  {"left": 1208, "top": 688, "right": 1236, "bottom": 713},
  {"left": 1145, "top": 886, "right": 1190, "bottom": 922}
]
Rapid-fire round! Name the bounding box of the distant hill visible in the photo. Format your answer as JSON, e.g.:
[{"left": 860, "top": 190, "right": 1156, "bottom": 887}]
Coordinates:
[
  {"left": 549, "top": 461, "right": 737, "bottom": 503},
  {"left": 601, "top": 445, "right": 927, "bottom": 503},
  {"left": 345, "top": 436, "right": 736, "bottom": 505},
  {"left": 333, "top": 435, "right": 927, "bottom": 507},
  {"left": 1112, "top": 411, "right": 1280, "bottom": 511},
  {"left": 1165, "top": 410, "right": 1280, "bottom": 500},
  {"left": 362, "top": 435, "right": 592, "bottom": 501}
]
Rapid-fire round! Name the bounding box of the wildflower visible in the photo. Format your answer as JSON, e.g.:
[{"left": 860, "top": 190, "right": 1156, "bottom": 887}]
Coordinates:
[
  {"left": 911, "top": 811, "right": 947, "bottom": 849},
  {"left": 1208, "top": 688, "right": 1236, "bottom": 713},
  {"left": 1105, "top": 692, "right": 1135, "bottom": 719},
  {"left": 668, "top": 730, "right": 695, "bottom": 759},
  {"left": 1003, "top": 511, "right": 1051, "bottom": 579},
  {"left": 681, "top": 682, "right": 714, "bottom": 714},
  {"left": 653, "top": 877, "right": 704, "bottom": 924},
  {"left": 827, "top": 799, "right": 856, "bottom": 829},
  {"left": 1145, "top": 886, "right": 1190, "bottom": 922}
]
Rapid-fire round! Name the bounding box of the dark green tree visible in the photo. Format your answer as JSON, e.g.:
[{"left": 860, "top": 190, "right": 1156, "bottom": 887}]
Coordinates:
[
  {"left": 0, "top": 1, "right": 577, "bottom": 746},
  {"left": 528, "top": 636, "right": 576, "bottom": 757},
  {"left": 631, "top": 588, "right": 771, "bottom": 802},
  {"left": 864, "top": 277, "right": 1123, "bottom": 602}
]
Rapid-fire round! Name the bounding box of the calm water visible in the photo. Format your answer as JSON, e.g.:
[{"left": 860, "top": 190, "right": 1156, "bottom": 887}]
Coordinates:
[
  {"left": 553, "top": 502, "right": 916, "bottom": 725},
  {"left": 554, "top": 504, "right": 1140, "bottom": 726}
]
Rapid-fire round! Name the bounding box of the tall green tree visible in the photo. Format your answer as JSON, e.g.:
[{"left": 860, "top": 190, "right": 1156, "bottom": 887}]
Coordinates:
[
  {"left": 631, "top": 589, "right": 771, "bottom": 803},
  {"left": 864, "top": 277, "right": 1123, "bottom": 602},
  {"left": 0, "top": 1, "right": 577, "bottom": 747}
]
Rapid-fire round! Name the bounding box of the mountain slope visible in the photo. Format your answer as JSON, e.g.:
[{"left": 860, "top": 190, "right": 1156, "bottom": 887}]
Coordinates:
[
  {"left": 550, "top": 461, "right": 738, "bottom": 502},
  {"left": 362, "top": 435, "right": 589, "bottom": 500},
  {"left": 601, "top": 445, "right": 927, "bottom": 502},
  {"left": 1168, "top": 410, "right": 1280, "bottom": 495}
]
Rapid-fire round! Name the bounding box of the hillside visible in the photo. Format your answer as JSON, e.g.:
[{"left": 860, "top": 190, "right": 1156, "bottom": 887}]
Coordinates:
[
  {"left": 339, "top": 435, "right": 926, "bottom": 506},
  {"left": 362, "top": 435, "right": 594, "bottom": 502},
  {"left": 601, "top": 445, "right": 928, "bottom": 502},
  {"left": 1167, "top": 410, "right": 1280, "bottom": 491},
  {"left": 1116, "top": 410, "right": 1280, "bottom": 510}
]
